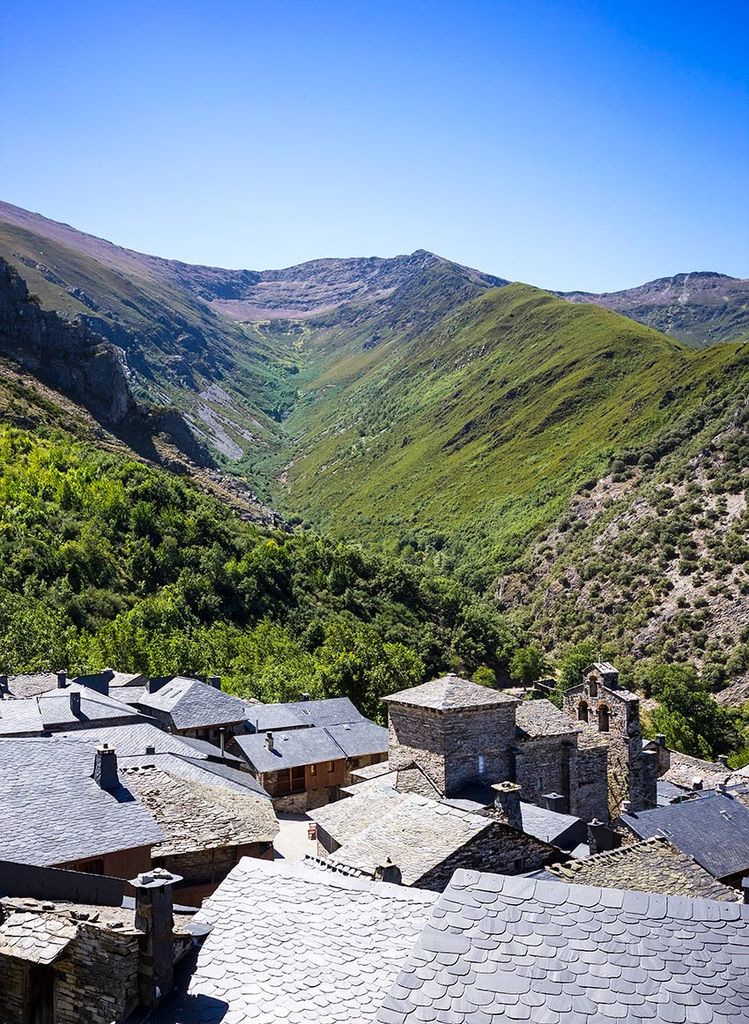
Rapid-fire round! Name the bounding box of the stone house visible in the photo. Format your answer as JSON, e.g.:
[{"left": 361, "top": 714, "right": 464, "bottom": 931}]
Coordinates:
[
  {"left": 133, "top": 676, "right": 252, "bottom": 744},
  {"left": 562, "top": 662, "right": 658, "bottom": 816},
  {"left": 0, "top": 737, "right": 163, "bottom": 878},
  {"left": 232, "top": 698, "right": 388, "bottom": 811},
  {"left": 0, "top": 861, "right": 194, "bottom": 1024},
  {"left": 120, "top": 753, "right": 279, "bottom": 905}
]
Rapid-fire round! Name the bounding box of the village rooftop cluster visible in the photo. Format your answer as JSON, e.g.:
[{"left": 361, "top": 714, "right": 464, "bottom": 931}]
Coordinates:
[{"left": 0, "top": 664, "right": 748, "bottom": 1022}]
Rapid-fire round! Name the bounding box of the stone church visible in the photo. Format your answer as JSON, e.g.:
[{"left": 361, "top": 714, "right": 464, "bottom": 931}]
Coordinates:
[{"left": 383, "top": 663, "right": 656, "bottom": 823}]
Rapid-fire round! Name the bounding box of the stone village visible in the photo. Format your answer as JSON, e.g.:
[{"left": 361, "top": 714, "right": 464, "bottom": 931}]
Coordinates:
[{"left": 0, "top": 663, "right": 747, "bottom": 1023}]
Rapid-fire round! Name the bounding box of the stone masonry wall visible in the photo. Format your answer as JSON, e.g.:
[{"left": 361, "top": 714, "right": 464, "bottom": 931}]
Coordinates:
[
  {"left": 515, "top": 735, "right": 574, "bottom": 809},
  {"left": 0, "top": 954, "right": 26, "bottom": 1024},
  {"left": 569, "top": 743, "right": 610, "bottom": 822},
  {"left": 54, "top": 925, "right": 140, "bottom": 1024},
  {"left": 416, "top": 824, "right": 555, "bottom": 892},
  {"left": 388, "top": 703, "right": 517, "bottom": 796}
]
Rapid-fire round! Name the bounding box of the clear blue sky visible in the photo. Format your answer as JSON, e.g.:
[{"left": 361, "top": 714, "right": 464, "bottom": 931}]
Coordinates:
[{"left": 1, "top": 1, "right": 747, "bottom": 290}]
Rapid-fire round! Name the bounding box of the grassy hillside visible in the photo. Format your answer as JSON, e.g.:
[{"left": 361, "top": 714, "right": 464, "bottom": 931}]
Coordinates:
[{"left": 272, "top": 283, "right": 749, "bottom": 583}]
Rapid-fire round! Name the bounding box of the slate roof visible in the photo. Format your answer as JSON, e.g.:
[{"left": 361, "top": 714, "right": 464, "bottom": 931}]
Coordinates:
[
  {"left": 53, "top": 721, "right": 215, "bottom": 759},
  {"left": 326, "top": 720, "right": 388, "bottom": 757},
  {"left": 515, "top": 698, "right": 581, "bottom": 739},
  {"left": 547, "top": 836, "right": 737, "bottom": 901},
  {"left": 233, "top": 725, "right": 345, "bottom": 773},
  {"left": 0, "top": 910, "right": 77, "bottom": 963},
  {"left": 311, "top": 785, "right": 407, "bottom": 845},
  {"left": 0, "top": 737, "right": 163, "bottom": 866},
  {"left": 74, "top": 669, "right": 146, "bottom": 691},
  {"left": 37, "top": 685, "right": 145, "bottom": 728},
  {"left": 658, "top": 778, "right": 689, "bottom": 805},
  {"left": 384, "top": 675, "right": 518, "bottom": 711},
  {"left": 120, "top": 755, "right": 278, "bottom": 854},
  {"left": 4, "top": 673, "right": 58, "bottom": 699},
  {"left": 136, "top": 677, "right": 251, "bottom": 730},
  {"left": 0, "top": 698, "right": 45, "bottom": 735},
  {"left": 328, "top": 793, "right": 504, "bottom": 886},
  {"left": 159, "top": 858, "right": 436, "bottom": 1024},
  {"left": 350, "top": 760, "right": 394, "bottom": 782},
  {"left": 245, "top": 696, "right": 367, "bottom": 733},
  {"left": 662, "top": 751, "right": 733, "bottom": 791},
  {"left": 620, "top": 789, "right": 749, "bottom": 879},
  {"left": 378, "top": 869, "right": 749, "bottom": 1024}
]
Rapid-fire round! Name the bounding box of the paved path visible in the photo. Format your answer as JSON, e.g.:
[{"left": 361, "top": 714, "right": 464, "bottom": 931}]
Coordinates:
[{"left": 273, "top": 811, "right": 318, "bottom": 861}]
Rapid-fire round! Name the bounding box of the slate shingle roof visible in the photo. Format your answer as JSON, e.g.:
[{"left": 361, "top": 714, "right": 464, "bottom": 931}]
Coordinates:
[
  {"left": 136, "top": 677, "right": 250, "bottom": 730},
  {"left": 160, "top": 858, "right": 437, "bottom": 1024},
  {"left": 327, "top": 792, "right": 505, "bottom": 886},
  {"left": 0, "top": 910, "right": 77, "bottom": 963},
  {"left": 0, "top": 737, "right": 163, "bottom": 866},
  {"left": 378, "top": 869, "right": 749, "bottom": 1024},
  {"left": 326, "top": 720, "right": 388, "bottom": 757},
  {"left": 442, "top": 783, "right": 585, "bottom": 850},
  {"left": 621, "top": 789, "right": 749, "bottom": 879},
  {"left": 311, "top": 785, "right": 406, "bottom": 845},
  {"left": 547, "top": 836, "right": 737, "bottom": 901},
  {"left": 37, "top": 685, "right": 144, "bottom": 728},
  {"left": 515, "top": 698, "right": 581, "bottom": 739},
  {"left": 0, "top": 698, "right": 45, "bottom": 735},
  {"left": 662, "top": 751, "right": 733, "bottom": 791},
  {"left": 233, "top": 725, "right": 345, "bottom": 773},
  {"left": 245, "top": 696, "right": 366, "bottom": 733},
  {"left": 53, "top": 722, "right": 215, "bottom": 759},
  {"left": 384, "top": 675, "right": 518, "bottom": 711},
  {"left": 4, "top": 673, "right": 58, "bottom": 699},
  {"left": 120, "top": 754, "right": 278, "bottom": 854}
]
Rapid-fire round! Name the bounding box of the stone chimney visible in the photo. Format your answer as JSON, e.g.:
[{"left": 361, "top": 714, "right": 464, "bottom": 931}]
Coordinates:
[
  {"left": 93, "top": 744, "right": 119, "bottom": 791},
  {"left": 492, "top": 782, "right": 523, "bottom": 832},
  {"left": 300, "top": 692, "right": 311, "bottom": 702},
  {"left": 587, "top": 818, "right": 618, "bottom": 855},
  {"left": 717, "top": 755, "right": 729, "bottom": 767},
  {"left": 145, "top": 745, "right": 156, "bottom": 755},
  {"left": 621, "top": 800, "right": 633, "bottom": 814},
  {"left": 692, "top": 777, "right": 704, "bottom": 792},
  {"left": 208, "top": 675, "right": 221, "bottom": 690},
  {"left": 541, "top": 792, "right": 566, "bottom": 814},
  {"left": 69, "top": 691, "right": 81, "bottom": 715},
  {"left": 56, "top": 669, "right": 68, "bottom": 688},
  {"left": 374, "top": 858, "right": 402, "bottom": 885},
  {"left": 265, "top": 731, "right": 274, "bottom": 751},
  {"left": 0, "top": 674, "right": 8, "bottom": 696},
  {"left": 130, "top": 867, "right": 182, "bottom": 1007}
]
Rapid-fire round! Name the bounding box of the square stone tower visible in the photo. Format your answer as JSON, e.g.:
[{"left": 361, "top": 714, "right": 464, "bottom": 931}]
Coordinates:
[
  {"left": 562, "top": 662, "right": 656, "bottom": 816},
  {"left": 383, "top": 675, "right": 519, "bottom": 797}
]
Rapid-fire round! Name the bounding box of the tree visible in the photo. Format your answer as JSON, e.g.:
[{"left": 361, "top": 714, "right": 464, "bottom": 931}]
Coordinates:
[
  {"left": 649, "top": 663, "right": 742, "bottom": 759},
  {"left": 509, "top": 643, "right": 549, "bottom": 685}
]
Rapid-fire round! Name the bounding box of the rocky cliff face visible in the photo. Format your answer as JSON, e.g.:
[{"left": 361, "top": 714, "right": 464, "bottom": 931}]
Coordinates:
[
  {"left": 564, "top": 272, "right": 749, "bottom": 347},
  {"left": 0, "top": 257, "right": 134, "bottom": 424}
]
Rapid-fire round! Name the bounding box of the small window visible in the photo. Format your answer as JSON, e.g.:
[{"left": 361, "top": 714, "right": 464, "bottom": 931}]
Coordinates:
[
  {"left": 513, "top": 857, "right": 524, "bottom": 872},
  {"left": 578, "top": 701, "right": 589, "bottom": 724},
  {"left": 598, "top": 705, "right": 610, "bottom": 732},
  {"left": 589, "top": 678, "right": 598, "bottom": 698},
  {"left": 310, "top": 763, "right": 317, "bottom": 776},
  {"left": 328, "top": 761, "right": 335, "bottom": 773}
]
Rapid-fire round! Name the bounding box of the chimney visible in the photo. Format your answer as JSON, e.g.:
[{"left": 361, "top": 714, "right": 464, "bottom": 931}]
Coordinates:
[
  {"left": 655, "top": 734, "right": 666, "bottom": 747},
  {"left": 742, "top": 878, "right": 749, "bottom": 905},
  {"left": 69, "top": 691, "right": 81, "bottom": 715},
  {"left": 541, "top": 792, "right": 566, "bottom": 814},
  {"left": 374, "top": 858, "right": 402, "bottom": 885},
  {"left": 130, "top": 867, "right": 182, "bottom": 1007},
  {"left": 145, "top": 745, "right": 156, "bottom": 755},
  {"left": 93, "top": 744, "right": 119, "bottom": 791},
  {"left": 57, "top": 669, "right": 68, "bottom": 689},
  {"left": 0, "top": 674, "right": 8, "bottom": 696},
  {"left": 492, "top": 782, "right": 523, "bottom": 832},
  {"left": 208, "top": 675, "right": 221, "bottom": 690},
  {"left": 692, "top": 777, "right": 704, "bottom": 792},
  {"left": 300, "top": 692, "right": 311, "bottom": 702},
  {"left": 587, "top": 818, "right": 618, "bottom": 855},
  {"left": 717, "top": 755, "right": 729, "bottom": 767},
  {"left": 265, "top": 731, "right": 274, "bottom": 751},
  {"left": 621, "top": 800, "right": 633, "bottom": 814}
]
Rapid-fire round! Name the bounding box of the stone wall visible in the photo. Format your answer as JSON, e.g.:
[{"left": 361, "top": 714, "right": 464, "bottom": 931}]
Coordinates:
[
  {"left": 569, "top": 742, "right": 610, "bottom": 822},
  {"left": 416, "top": 824, "right": 555, "bottom": 892},
  {"left": 388, "top": 703, "right": 517, "bottom": 796},
  {"left": 54, "top": 925, "right": 140, "bottom": 1024},
  {"left": 0, "top": 955, "right": 26, "bottom": 1023},
  {"left": 515, "top": 735, "right": 574, "bottom": 810}
]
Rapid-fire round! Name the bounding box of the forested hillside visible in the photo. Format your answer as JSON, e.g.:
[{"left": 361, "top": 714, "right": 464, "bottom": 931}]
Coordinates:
[{"left": 0, "top": 426, "right": 525, "bottom": 720}]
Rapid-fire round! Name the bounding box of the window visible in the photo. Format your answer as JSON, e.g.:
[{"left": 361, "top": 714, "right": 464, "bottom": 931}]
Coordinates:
[
  {"left": 327, "top": 761, "right": 335, "bottom": 773},
  {"left": 598, "top": 705, "right": 610, "bottom": 732},
  {"left": 588, "top": 677, "right": 598, "bottom": 698},
  {"left": 513, "top": 857, "right": 525, "bottom": 872},
  {"left": 310, "top": 763, "right": 317, "bottom": 776},
  {"left": 578, "top": 701, "right": 589, "bottom": 724},
  {"left": 290, "top": 766, "right": 305, "bottom": 791}
]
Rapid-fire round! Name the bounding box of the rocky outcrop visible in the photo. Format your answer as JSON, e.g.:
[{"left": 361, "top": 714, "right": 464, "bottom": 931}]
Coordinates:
[{"left": 0, "top": 257, "right": 134, "bottom": 424}]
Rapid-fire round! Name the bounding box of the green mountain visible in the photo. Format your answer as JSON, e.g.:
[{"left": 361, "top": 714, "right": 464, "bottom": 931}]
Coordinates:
[
  {"left": 564, "top": 271, "right": 749, "bottom": 348},
  {"left": 1, "top": 201, "right": 748, "bottom": 695}
]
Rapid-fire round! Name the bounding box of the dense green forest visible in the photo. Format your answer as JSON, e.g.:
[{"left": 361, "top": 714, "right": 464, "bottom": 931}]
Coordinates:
[{"left": 0, "top": 426, "right": 528, "bottom": 721}]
